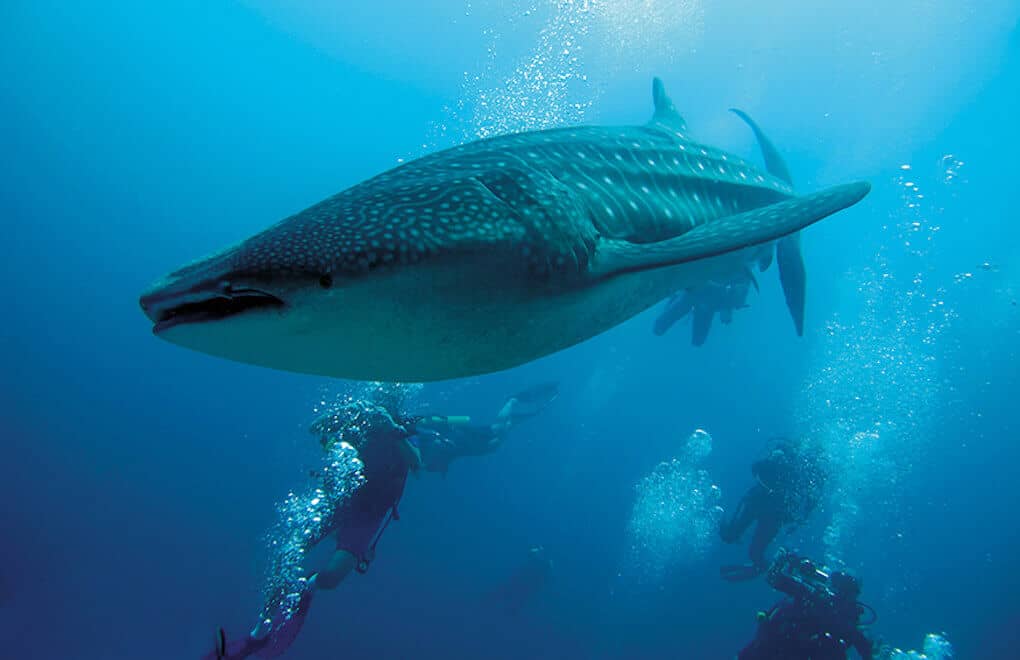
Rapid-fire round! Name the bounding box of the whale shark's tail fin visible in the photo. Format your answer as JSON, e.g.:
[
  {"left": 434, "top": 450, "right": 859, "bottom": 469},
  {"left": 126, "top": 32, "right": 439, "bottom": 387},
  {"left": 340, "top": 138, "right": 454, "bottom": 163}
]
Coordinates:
[
  {"left": 730, "top": 109, "right": 805, "bottom": 335},
  {"left": 730, "top": 109, "right": 792, "bottom": 186},
  {"left": 777, "top": 233, "right": 806, "bottom": 335}
]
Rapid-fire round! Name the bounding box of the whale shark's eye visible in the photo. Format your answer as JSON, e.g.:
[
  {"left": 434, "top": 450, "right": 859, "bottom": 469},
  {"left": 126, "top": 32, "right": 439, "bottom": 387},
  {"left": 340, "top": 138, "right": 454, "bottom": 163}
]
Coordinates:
[{"left": 319, "top": 274, "right": 333, "bottom": 289}]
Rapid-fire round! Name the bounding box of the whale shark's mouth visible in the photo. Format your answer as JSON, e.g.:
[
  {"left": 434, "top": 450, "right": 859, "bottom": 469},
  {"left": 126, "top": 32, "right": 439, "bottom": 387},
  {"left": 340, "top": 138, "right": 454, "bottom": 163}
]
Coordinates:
[{"left": 145, "top": 289, "right": 284, "bottom": 334}]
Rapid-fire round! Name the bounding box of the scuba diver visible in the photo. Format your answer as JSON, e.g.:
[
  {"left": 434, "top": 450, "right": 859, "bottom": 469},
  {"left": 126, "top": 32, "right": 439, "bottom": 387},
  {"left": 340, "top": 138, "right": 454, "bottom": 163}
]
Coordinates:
[
  {"left": 719, "top": 437, "right": 826, "bottom": 582},
  {"left": 653, "top": 268, "right": 758, "bottom": 346},
  {"left": 738, "top": 549, "right": 875, "bottom": 659},
  {"left": 411, "top": 382, "right": 559, "bottom": 475},
  {"left": 486, "top": 545, "right": 554, "bottom": 615},
  {"left": 205, "top": 383, "right": 558, "bottom": 659},
  {"left": 207, "top": 395, "right": 417, "bottom": 660}
]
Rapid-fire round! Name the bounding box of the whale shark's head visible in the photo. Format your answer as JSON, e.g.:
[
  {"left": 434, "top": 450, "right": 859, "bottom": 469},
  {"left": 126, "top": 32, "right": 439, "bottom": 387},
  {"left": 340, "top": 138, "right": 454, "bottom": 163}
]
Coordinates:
[
  {"left": 140, "top": 246, "right": 301, "bottom": 335},
  {"left": 138, "top": 238, "right": 341, "bottom": 370},
  {"left": 137, "top": 180, "right": 529, "bottom": 380},
  {"left": 140, "top": 171, "right": 473, "bottom": 334},
  {"left": 138, "top": 236, "right": 470, "bottom": 379}
]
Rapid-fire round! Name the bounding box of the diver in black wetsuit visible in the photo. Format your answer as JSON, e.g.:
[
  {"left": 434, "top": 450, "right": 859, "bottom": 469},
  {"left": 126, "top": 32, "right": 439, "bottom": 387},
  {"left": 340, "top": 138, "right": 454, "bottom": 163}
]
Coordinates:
[
  {"left": 409, "top": 382, "right": 558, "bottom": 475},
  {"left": 738, "top": 550, "right": 875, "bottom": 660},
  {"left": 207, "top": 396, "right": 418, "bottom": 660},
  {"left": 719, "top": 438, "right": 826, "bottom": 581},
  {"left": 654, "top": 269, "right": 757, "bottom": 346},
  {"left": 204, "top": 384, "right": 558, "bottom": 659}
]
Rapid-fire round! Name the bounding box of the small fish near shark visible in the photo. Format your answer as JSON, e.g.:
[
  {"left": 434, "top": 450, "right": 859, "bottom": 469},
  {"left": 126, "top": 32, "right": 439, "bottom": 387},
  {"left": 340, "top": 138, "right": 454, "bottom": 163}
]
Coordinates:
[{"left": 139, "top": 78, "right": 869, "bottom": 382}]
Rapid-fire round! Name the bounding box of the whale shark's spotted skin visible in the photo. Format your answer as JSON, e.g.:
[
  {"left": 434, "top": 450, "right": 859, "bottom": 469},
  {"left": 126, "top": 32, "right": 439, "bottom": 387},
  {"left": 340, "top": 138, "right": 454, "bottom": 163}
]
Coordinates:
[
  {"left": 225, "top": 123, "right": 794, "bottom": 284},
  {"left": 141, "top": 79, "right": 867, "bottom": 381}
]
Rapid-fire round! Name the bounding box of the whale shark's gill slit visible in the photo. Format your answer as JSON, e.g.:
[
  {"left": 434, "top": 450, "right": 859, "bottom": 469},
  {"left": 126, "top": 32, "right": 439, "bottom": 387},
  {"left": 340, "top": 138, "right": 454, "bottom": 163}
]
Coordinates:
[
  {"left": 474, "top": 175, "right": 523, "bottom": 212},
  {"left": 473, "top": 170, "right": 597, "bottom": 280},
  {"left": 476, "top": 177, "right": 503, "bottom": 201}
]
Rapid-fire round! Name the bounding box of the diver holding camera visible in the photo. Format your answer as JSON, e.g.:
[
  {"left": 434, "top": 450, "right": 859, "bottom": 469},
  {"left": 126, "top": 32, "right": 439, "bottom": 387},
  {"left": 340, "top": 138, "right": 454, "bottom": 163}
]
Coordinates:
[{"left": 737, "top": 549, "right": 875, "bottom": 659}]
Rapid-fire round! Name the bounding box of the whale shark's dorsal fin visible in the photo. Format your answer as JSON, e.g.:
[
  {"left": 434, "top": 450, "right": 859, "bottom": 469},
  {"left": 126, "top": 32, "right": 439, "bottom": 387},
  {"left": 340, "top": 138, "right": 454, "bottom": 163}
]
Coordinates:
[
  {"left": 730, "top": 109, "right": 792, "bottom": 185},
  {"left": 649, "top": 77, "right": 687, "bottom": 134}
]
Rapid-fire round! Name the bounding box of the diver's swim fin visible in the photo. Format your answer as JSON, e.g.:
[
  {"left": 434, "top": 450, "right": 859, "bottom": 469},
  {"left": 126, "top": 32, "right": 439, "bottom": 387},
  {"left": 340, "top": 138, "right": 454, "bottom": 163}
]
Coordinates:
[
  {"left": 512, "top": 382, "right": 559, "bottom": 406},
  {"left": 201, "top": 628, "right": 266, "bottom": 660},
  {"left": 743, "top": 265, "right": 760, "bottom": 293},
  {"left": 691, "top": 307, "right": 714, "bottom": 346},
  {"left": 589, "top": 183, "right": 870, "bottom": 280},
  {"left": 215, "top": 628, "right": 227, "bottom": 659},
  {"left": 500, "top": 382, "right": 559, "bottom": 423},
  {"left": 720, "top": 563, "right": 764, "bottom": 582},
  {"left": 653, "top": 292, "right": 694, "bottom": 335}
]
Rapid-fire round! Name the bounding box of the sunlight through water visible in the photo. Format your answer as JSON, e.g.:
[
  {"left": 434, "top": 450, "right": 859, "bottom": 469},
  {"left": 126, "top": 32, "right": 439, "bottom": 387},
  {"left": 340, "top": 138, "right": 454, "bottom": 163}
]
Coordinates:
[{"left": 433, "top": 0, "right": 703, "bottom": 146}]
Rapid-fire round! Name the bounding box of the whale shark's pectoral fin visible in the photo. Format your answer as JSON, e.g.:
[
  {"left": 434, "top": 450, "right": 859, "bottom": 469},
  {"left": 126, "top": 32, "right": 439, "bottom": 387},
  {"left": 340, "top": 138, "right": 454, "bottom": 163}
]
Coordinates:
[
  {"left": 730, "top": 109, "right": 792, "bottom": 186},
  {"left": 777, "top": 233, "right": 806, "bottom": 336},
  {"left": 648, "top": 77, "right": 687, "bottom": 134},
  {"left": 757, "top": 246, "right": 774, "bottom": 272},
  {"left": 691, "top": 306, "right": 714, "bottom": 346},
  {"left": 589, "top": 183, "right": 870, "bottom": 281}
]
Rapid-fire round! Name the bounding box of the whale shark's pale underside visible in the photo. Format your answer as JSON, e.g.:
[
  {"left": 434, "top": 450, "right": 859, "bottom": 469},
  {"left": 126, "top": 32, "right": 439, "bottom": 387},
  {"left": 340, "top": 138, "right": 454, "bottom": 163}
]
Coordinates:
[{"left": 139, "top": 78, "right": 869, "bottom": 381}]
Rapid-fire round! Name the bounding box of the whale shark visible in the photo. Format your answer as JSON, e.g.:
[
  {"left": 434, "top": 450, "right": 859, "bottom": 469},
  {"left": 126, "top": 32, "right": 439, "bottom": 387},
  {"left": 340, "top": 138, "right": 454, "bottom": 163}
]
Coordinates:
[{"left": 139, "top": 78, "right": 869, "bottom": 381}]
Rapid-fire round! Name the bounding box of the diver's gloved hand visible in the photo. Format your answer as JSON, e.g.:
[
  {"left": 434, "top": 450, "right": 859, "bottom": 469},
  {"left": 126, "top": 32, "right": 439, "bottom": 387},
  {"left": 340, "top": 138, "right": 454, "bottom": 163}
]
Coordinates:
[
  {"left": 398, "top": 437, "right": 423, "bottom": 473},
  {"left": 250, "top": 618, "right": 272, "bottom": 641},
  {"left": 765, "top": 548, "right": 793, "bottom": 586},
  {"left": 402, "top": 415, "right": 426, "bottom": 434}
]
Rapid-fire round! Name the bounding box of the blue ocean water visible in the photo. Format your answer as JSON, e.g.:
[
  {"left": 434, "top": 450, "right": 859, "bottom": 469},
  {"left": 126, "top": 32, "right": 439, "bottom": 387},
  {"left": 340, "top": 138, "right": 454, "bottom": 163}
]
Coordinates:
[{"left": 2, "top": 1, "right": 1018, "bottom": 658}]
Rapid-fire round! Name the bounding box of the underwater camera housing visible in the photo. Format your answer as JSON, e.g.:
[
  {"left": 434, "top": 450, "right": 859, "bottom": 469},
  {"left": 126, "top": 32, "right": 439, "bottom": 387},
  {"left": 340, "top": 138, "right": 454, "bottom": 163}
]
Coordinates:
[
  {"left": 768, "top": 548, "right": 832, "bottom": 594},
  {"left": 767, "top": 549, "right": 878, "bottom": 625},
  {"left": 767, "top": 550, "right": 877, "bottom": 628}
]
